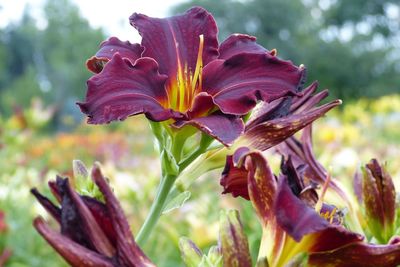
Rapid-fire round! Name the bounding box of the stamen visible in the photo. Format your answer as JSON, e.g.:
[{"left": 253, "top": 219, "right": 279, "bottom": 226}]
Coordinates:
[
  {"left": 191, "top": 34, "right": 204, "bottom": 97},
  {"left": 315, "top": 169, "right": 332, "bottom": 214},
  {"left": 177, "top": 57, "right": 186, "bottom": 111},
  {"left": 329, "top": 207, "right": 337, "bottom": 224}
]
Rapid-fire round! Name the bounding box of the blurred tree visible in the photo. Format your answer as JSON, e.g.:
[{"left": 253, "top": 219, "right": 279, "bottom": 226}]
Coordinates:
[
  {"left": 173, "top": 0, "right": 400, "bottom": 100},
  {"left": 0, "top": 0, "right": 104, "bottom": 129}
]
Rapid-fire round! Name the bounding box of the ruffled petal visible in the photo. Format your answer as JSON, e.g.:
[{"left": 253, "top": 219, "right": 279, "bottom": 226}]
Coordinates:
[
  {"left": 173, "top": 112, "right": 244, "bottom": 146},
  {"left": 130, "top": 7, "right": 218, "bottom": 83},
  {"left": 87, "top": 37, "right": 144, "bottom": 73},
  {"left": 33, "top": 217, "right": 113, "bottom": 267},
  {"left": 202, "top": 53, "right": 306, "bottom": 115},
  {"left": 78, "top": 54, "right": 180, "bottom": 124},
  {"left": 218, "top": 34, "right": 268, "bottom": 60}
]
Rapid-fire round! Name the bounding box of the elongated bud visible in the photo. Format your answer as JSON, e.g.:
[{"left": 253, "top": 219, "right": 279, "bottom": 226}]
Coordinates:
[
  {"left": 362, "top": 159, "right": 396, "bottom": 243},
  {"left": 179, "top": 237, "right": 203, "bottom": 267},
  {"left": 219, "top": 210, "right": 252, "bottom": 267}
]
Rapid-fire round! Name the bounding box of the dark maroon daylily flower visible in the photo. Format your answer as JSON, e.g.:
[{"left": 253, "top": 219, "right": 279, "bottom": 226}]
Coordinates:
[
  {"left": 78, "top": 7, "right": 306, "bottom": 146},
  {"left": 220, "top": 150, "right": 400, "bottom": 266},
  {"left": 31, "top": 164, "right": 154, "bottom": 267}
]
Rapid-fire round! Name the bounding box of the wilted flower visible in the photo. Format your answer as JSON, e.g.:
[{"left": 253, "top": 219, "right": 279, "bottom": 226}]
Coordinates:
[
  {"left": 31, "top": 163, "right": 154, "bottom": 267},
  {"left": 238, "top": 81, "right": 341, "bottom": 150},
  {"left": 78, "top": 7, "right": 306, "bottom": 146},
  {"left": 220, "top": 150, "right": 400, "bottom": 266}
]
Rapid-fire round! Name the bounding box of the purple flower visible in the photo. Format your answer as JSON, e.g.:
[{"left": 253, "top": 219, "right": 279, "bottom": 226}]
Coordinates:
[
  {"left": 78, "top": 7, "right": 306, "bottom": 146},
  {"left": 220, "top": 149, "right": 400, "bottom": 266},
  {"left": 31, "top": 164, "right": 154, "bottom": 267}
]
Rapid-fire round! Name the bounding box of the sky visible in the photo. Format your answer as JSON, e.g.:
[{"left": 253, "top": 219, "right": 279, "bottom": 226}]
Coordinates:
[{"left": 0, "top": 0, "right": 187, "bottom": 42}]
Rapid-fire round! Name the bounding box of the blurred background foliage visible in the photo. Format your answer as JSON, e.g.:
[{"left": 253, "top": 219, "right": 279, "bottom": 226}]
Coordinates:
[{"left": 0, "top": 0, "right": 399, "bottom": 266}]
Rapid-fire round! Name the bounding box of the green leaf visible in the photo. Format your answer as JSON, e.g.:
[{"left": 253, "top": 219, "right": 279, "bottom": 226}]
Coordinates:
[{"left": 162, "top": 191, "right": 191, "bottom": 214}]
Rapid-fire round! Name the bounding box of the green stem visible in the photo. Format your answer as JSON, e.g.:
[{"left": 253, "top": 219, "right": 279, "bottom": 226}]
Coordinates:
[
  {"left": 136, "top": 174, "right": 177, "bottom": 245},
  {"left": 179, "top": 147, "right": 204, "bottom": 172},
  {"left": 179, "top": 134, "right": 214, "bottom": 172}
]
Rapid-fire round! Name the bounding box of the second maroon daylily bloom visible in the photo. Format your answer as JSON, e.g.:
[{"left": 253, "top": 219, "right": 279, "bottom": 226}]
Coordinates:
[
  {"left": 31, "top": 164, "right": 154, "bottom": 267},
  {"left": 78, "top": 7, "right": 306, "bottom": 146},
  {"left": 220, "top": 150, "right": 400, "bottom": 266}
]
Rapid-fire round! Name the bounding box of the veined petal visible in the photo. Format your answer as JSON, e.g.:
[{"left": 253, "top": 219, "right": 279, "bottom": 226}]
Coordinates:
[
  {"left": 91, "top": 164, "right": 155, "bottom": 267},
  {"left": 218, "top": 34, "right": 268, "bottom": 60},
  {"left": 78, "top": 54, "right": 180, "bottom": 124},
  {"left": 130, "top": 7, "right": 218, "bottom": 81},
  {"left": 243, "top": 99, "right": 341, "bottom": 151},
  {"left": 87, "top": 37, "right": 144, "bottom": 73},
  {"left": 219, "top": 210, "right": 252, "bottom": 267},
  {"left": 308, "top": 240, "right": 400, "bottom": 267},
  {"left": 173, "top": 112, "right": 244, "bottom": 146},
  {"left": 33, "top": 217, "right": 113, "bottom": 267},
  {"left": 246, "top": 152, "right": 277, "bottom": 224},
  {"left": 202, "top": 53, "right": 306, "bottom": 115}
]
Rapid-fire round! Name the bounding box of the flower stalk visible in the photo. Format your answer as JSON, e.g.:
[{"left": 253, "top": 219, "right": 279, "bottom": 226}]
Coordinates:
[{"left": 136, "top": 173, "right": 177, "bottom": 245}]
